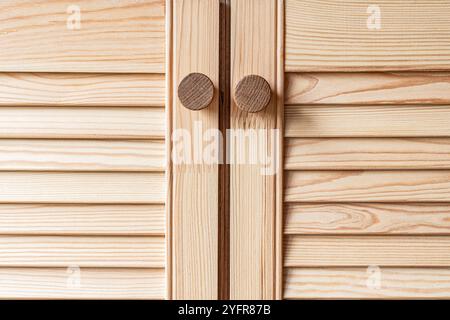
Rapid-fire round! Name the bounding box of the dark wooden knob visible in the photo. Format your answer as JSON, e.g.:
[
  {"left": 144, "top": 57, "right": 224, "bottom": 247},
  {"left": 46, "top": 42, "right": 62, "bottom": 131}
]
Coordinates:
[
  {"left": 234, "top": 75, "right": 271, "bottom": 113},
  {"left": 178, "top": 73, "right": 214, "bottom": 111}
]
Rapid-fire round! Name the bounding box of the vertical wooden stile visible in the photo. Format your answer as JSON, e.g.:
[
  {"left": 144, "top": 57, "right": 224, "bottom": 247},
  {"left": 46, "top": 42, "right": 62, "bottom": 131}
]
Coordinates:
[
  {"left": 229, "top": 0, "right": 284, "bottom": 299},
  {"left": 170, "top": 0, "right": 220, "bottom": 299},
  {"left": 275, "top": 0, "right": 285, "bottom": 300},
  {"left": 165, "top": 0, "right": 173, "bottom": 300}
]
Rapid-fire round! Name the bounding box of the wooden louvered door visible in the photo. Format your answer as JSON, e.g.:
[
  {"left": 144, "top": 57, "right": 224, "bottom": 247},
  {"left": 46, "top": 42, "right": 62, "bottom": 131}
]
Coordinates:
[
  {"left": 282, "top": 0, "right": 450, "bottom": 299},
  {"left": 0, "top": 0, "right": 166, "bottom": 299},
  {"left": 3, "top": 0, "right": 450, "bottom": 301},
  {"left": 226, "top": 0, "right": 450, "bottom": 301}
]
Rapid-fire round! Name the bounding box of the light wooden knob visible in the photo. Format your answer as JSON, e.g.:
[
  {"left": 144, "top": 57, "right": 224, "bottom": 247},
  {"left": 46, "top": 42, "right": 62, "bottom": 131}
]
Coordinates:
[
  {"left": 178, "top": 73, "right": 214, "bottom": 111},
  {"left": 234, "top": 75, "right": 271, "bottom": 113}
]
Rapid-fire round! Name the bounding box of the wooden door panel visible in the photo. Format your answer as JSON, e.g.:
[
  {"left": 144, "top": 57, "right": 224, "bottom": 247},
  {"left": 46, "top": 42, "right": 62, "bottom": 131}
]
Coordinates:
[
  {"left": 284, "top": 268, "right": 450, "bottom": 299},
  {"left": 0, "top": 0, "right": 165, "bottom": 73},
  {"left": 283, "top": 0, "right": 450, "bottom": 300},
  {"left": 0, "top": 0, "right": 167, "bottom": 299},
  {"left": 286, "top": 0, "right": 450, "bottom": 71}
]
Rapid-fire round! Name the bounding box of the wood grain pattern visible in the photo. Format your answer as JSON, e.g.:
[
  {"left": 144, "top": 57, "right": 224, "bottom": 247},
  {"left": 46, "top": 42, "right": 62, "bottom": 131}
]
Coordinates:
[
  {"left": 284, "top": 203, "right": 450, "bottom": 235},
  {"left": 0, "top": 107, "right": 165, "bottom": 139},
  {"left": 171, "top": 0, "right": 220, "bottom": 299},
  {"left": 285, "top": 0, "right": 450, "bottom": 71},
  {"left": 285, "top": 170, "right": 450, "bottom": 202},
  {"left": 0, "top": 0, "right": 165, "bottom": 73},
  {"left": 0, "top": 172, "right": 165, "bottom": 203},
  {"left": 0, "top": 73, "right": 165, "bottom": 107},
  {"left": 285, "top": 105, "right": 450, "bottom": 137},
  {"left": 0, "top": 139, "right": 165, "bottom": 171},
  {"left": 165, "top": 0, "right": 173, "bottom": 300},
  {"left": 275, "top": 0, "right": 285, "bottom": 300},
  {"left": 0, "top": 268, "right": 165, "bottom": 299},
  {"left": 234, "top": 75, "right": 272, "bottom": 113},
  {"left": 285, "top": 72, "right": 450, "bottom": 105},
  {"left": 0, "top": 236, "right": 164, "bottom": 267},
  {"left": 0, "top": 204, "right": 164, "bottom": 235},
  {"left": 177, "top": 72, "right": 215, "bottom": 111},
  {"left": 285, "top": 236, "right": 450, "bottom": 267},
  {"left": 285, "top": 138, "right": 450, "bottom": 170},
  {"left": 0, "top": 139, "right": 164, "bottom": 172},
  {"left": 284, "top": 268, "right": 450, "bottom": 299},
  {"left": 230, "top": 0, "right": 279, "bottom": 300}
]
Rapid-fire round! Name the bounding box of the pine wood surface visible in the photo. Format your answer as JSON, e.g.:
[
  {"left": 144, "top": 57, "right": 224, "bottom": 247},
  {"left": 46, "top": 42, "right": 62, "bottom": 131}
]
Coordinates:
[
  {"left": 285, "top": 72, "right": 450, "bottom": 105},
  {"left": 0, "top": 107, "right": 165, "bottom": 139},
  {"left": 285, "top": 138, "right": 450, "bottom": 170},
  {"left": 0, "top": 236, "right": 165, "bottom": 267},
  {"left": 0, "top": 0, "right": 165, "bottom": 73},
  {"left": 170, "top": 0, "right": 220, "bottom": 299},
  {"left": 230, "top": 0, "right": 280, "bottom": 300},
  {"left": 0, "top": 172, "right": 165, "bottom": 203},
  {"left": 0, "top": 204, "right": 164, "bottom": 235},
  {"left": 285, "top": 0, "right": 450, "bottom": 71},
  {"left": 284, "top": 203, "right": 450, "bottom": 235},
  {"left": 0, "top": 268, "right": 165, "bottom": 299},
  {"left": 284, "top": 268, "right": 450, "bottom": 299},
  {"left": 285, "top": 105, "right": 450, "bottom": 137},
  {"left": 285, "top": 170, "right": 450, "bottom": 202},
  {"left": 0, "top": 139, "right": 164, "bottom": 172},
  {"left": 0, "top": 73, "right": 165, "bottom": 107},
  {"left": 285, "top": 235, "right": 450, "bottom": 267}
]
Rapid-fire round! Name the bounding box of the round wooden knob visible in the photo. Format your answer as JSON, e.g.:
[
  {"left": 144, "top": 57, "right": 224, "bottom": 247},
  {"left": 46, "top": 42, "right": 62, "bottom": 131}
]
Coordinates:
[
  {"left": 178, "top": 73, "right": 214, "bottom": 111},
  {"left": 234, "top": 75, "right": 271, "bottom": 113}
]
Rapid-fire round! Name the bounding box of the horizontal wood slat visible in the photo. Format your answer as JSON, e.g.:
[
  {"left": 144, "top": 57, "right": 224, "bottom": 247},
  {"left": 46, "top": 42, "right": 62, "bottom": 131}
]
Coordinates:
[
  {"left": 285, "top": 72, "right": 450, "bottom": 105},
  {"left": 285, "top": 171, "right": 450, "bottom": 202},
  {"left": 0, "top": 172, "right": 165, "bottom": 203},
  {"left": 0, "top": 107, "right": 165, "bottom": 139},
  {"left": 0, "top": 0, "right": 165, "bottom": 73},
  {"left": 0, "top": 268, "right": 165, "bottom": 299},
  {"left": 0, "top": 140, "right": 165, "bottom": 172},
  {"left": 0, "top": 236, "right": 164, "bottom": 267},
  {"left": 0, "top": 73, "right": 165, "bottom": 107},
  {"left": 0, "top": 204, "right": 164, "bottom": 235},
  {"left": 284, "top": 268, "right": 450, "bottom": 299},
  {"left": 284, "top": 203, "right": 450, "bottom": 235},
  {"left": 285, "top": 236, "right": 450, "bottom": 267},
  {"left": 285, "top": 0, "right": 450, "bottom": 71},
  {"left": 285, "top": 105, "right": 450, "bottom": 137},
  {"left": 285, "top": 138, "right": 450, "bottom": 170}
]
